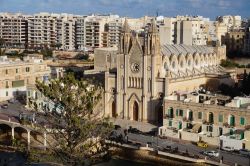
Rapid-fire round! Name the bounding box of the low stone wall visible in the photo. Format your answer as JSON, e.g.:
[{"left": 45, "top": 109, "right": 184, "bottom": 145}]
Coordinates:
[
  {"left": 111, "top": 147, "right": 194, "bottom": 166},
  {"left": 200, "top": 135, "right": 219, "bottom": 146},
  {"left": 159, "top": 127, "right": 179, "bottom": 139},
  {"left": 109, "top": 144, "right": 228, "bottom": 166},
  {"left": 180, "top": 131, "right": 199, "bottom": 142}
]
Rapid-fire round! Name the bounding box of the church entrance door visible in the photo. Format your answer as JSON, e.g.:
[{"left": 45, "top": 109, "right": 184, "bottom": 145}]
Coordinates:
[{"left": 133, "top": 101, "right": 139, "bottom": 121}]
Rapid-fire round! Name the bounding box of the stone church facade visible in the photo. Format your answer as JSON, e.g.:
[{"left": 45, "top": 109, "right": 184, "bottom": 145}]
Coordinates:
[{"left": 104, "top": 19, "right": 231, "bottom": 123}]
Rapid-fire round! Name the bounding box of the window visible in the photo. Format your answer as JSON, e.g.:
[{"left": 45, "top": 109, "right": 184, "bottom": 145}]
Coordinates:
[
  {"left": 169, "top": 120, "right": 172, "bottom": 127},
  {"left": 172, "top": 61, "right": 176, "bottom": 69},
  {"left": 180, "top": 61, "right": 184, "bottom": 68},
  {"left": 218, "top": 114, "right": 223, "bottom": 123},
  {"left": 26, "top": 67, "right": 30, "bottom": 72},
  {"left": 6, "top": 91, "right": 8, "bottom": 96},
  {"left": 240, "top": 117, "right": 245, "bottom": 125},
  {"left": 179, "top": 109, "right": 183, "bottom": 116},
  {"left": 16, "top": 68, "right": 18, "bottom": 73},
  {"left": 198, "top": 112, "right": 202, "bottom": 119},
  {"left": 5, "top": 81, "right": 9, "bottom": 88},
  {"left": 5, "top": 69, "right": 8, "bottom": 75},
  {"left": 188, "top": 60, "right": 191, "bottom": 66},
  {"left": 176, "top": 109, "right": 179, "bottom": 116}
]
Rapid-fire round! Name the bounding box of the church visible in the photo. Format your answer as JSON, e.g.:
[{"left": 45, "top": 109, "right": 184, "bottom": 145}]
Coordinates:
[{"left": 102, "top": 19, "right": 232, "bottom": 124}]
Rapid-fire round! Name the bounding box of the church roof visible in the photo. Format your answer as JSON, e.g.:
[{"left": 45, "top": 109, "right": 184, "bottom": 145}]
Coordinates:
[{"left": 161, "top": 44, "right": 215, "bottom": 56}]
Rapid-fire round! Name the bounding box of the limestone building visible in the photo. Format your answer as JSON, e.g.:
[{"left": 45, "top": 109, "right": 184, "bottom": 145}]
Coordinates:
[
  {"left": 159, "top": 92, "right": 250, "bottom": 149},
  {"left": 0, "top": 56, "right": 51, "bottom": 101},
  {"left": 103, "top": 19, "right": 231, "bottom": 123},
  {"left": 0, "top": 13, "right": 29, "bottom": 48},
  {"left": 159, "top": 16, "right": 209, "bottom": 46}
]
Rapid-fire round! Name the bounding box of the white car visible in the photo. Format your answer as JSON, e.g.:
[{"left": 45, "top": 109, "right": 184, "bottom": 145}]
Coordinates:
[
  {"left": 204, "top": 151, "right": 219, "bottom": 157},
  {"left": 222, "top": 146, "right": 234, "bottom": 152}
]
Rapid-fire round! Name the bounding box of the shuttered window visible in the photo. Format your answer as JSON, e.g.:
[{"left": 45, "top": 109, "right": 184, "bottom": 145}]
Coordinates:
[
  {"left": 218, "top": 114, "right": 223, "bottom": 123},
  {"left": 240, "top": 117, "right": 245, "bottom": 125},
  {"left": 176, "top": 109, "right": 179, "bottom": 116},
  {"left": 198, "top": 112, "right": 202, "bottom": 119},
  {"left": 179, "top": 109, "right": 183, "bottom": 116}
]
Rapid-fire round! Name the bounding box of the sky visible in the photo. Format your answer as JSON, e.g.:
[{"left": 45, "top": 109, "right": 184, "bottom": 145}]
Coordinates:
[{"left": 0, "top": 0, "right": 249, "bottom": 20}]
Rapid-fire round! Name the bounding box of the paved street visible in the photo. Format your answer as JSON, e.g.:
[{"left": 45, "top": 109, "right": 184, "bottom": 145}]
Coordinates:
[
  {"left": 112, "top": 126, "right": 250, "bottom": 166},
  {"left": 0, "top": 101, "right": 49, "bottom": 126}
]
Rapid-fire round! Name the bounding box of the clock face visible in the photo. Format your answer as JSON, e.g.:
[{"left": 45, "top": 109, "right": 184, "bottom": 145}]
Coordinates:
[{"left": 131, "top": 63, "right": 140, "bottom": 73}]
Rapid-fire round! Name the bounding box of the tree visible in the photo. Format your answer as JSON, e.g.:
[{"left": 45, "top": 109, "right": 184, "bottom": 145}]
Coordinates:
[
  {"left": 55, "top": 43, "right": 62, "bottom": 50},
  {"left": 0, "top": 38, "right": 5, "bottom": 48},
  {"left": 0, "top": 48, "right": 6, "bottom": 56},
  {"left": 41, "top": 48, "right": 53, "bottom": 59},
  {"left": 35, "top": 74, "right": 112, "bottom": 165}
]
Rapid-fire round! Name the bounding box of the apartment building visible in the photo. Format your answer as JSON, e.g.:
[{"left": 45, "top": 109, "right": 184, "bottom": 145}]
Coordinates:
[
  {"left": 75, "top": 16, "right": 86, "bottom": 50},
  {"left": 0, "top": 56, "right": 51, "bottom": 101},
  {"left": 56, "top": 14, "right": 76, "bottom": 50},
  {"left": 28, "top": 13, "right": 77, "bottom": 50},
  {"left": 0, "top": 13, "right": 29, "bottom": 48},
  {"left": 244, "top": 21, "right": 250, "bottom": 55},
  {"left": 216, "top": 15, "right": 242, "bottom": 30},
  {"left": 222, "top": 29, "right": 245, "bottom": 55},
  {"left": 159, "top": 91, "right": 250, "bottom": 149},
  {"left": 159, "top": 16, "right": 208, "bottom": 45},
  {"left": 105, "top": 19, "right": 122, "bottom": 47},
  {"left": 28, "top": 13, "right": 57, "bottom": 49}
]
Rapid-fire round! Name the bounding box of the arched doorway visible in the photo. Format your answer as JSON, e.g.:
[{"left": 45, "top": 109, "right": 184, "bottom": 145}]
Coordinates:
[
  {"left": 133, "top": 101, "right": 139, "bottom": 121},
  {"left": 111, "top": 101, "right": 116, "bottom": 118}
]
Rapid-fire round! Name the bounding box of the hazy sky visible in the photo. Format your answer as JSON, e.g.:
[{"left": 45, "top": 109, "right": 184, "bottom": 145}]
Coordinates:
[{"left": 0, "top": 0, "right": 249, "bottom": 19}]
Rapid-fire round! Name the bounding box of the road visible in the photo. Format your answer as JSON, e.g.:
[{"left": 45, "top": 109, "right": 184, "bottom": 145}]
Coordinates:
[
  {"left": 114, "top": 128, "right": 250, "bottom": 166},
  {"left": 0, "top": 101, "right": 49, "bottom": 126}
]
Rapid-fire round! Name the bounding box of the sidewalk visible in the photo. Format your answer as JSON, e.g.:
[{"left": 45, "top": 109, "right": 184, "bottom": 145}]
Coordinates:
[{"left": 111, "top": 118, "right": 157, "bottom": 132}]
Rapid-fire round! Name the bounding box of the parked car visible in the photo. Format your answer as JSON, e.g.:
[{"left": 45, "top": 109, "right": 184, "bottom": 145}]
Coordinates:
[
  {"left": 114, "top": 125, "right": 121, "bottom": 130},
  {"left": 163, "top": 145, "right": 172, "bottom": 151},
  {"left": 8, "top": 98, "right": 17, "bottom": 103},
  {"left": 128, "top": 127, "right": 142, "bottom": 134},
  {"left": 221, "top": 146, "right": 234, "bottom": 152},
  {"left": 1, "top": 104, "right": 8, "bottom": 109},
  {"left": 239, "top": 149, "right": 250, "bottom": 156},
  {"left": 204, "top": 151, "right": 219, "bottom": 157},
  {"left": 197, "top": 141, "right": 208, "bottom": 148},
  {"left": 143, "top": 128, "right": 158, "bottom": 136}
]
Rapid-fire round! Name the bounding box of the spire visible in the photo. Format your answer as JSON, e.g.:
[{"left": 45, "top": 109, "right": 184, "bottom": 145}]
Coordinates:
[
  {"left": 150, "top": 18, "right": 158, "bottom": 33},
  {"left": 123, "top": 18, "right": 131, "bottom": 33}
]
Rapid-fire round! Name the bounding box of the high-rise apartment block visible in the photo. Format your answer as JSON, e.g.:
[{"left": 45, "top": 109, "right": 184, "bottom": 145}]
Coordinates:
[
  {"left": 0, "top": 13, "right": 123, "bottom": 50},
  {"left": 27, "top": 13, "right": 57, "bottom": 49},
  {"left": 105, "top": 19, "right": 122, "bottom": 47},
  {"left": 0, "top": 13, "right": 29, "bottom": 48},
  {"left": 244, "top": 21, "right": 250, "bottom": 55},
  {"left": 159, "top": 16, "right": 209, "bottom": 45}
]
